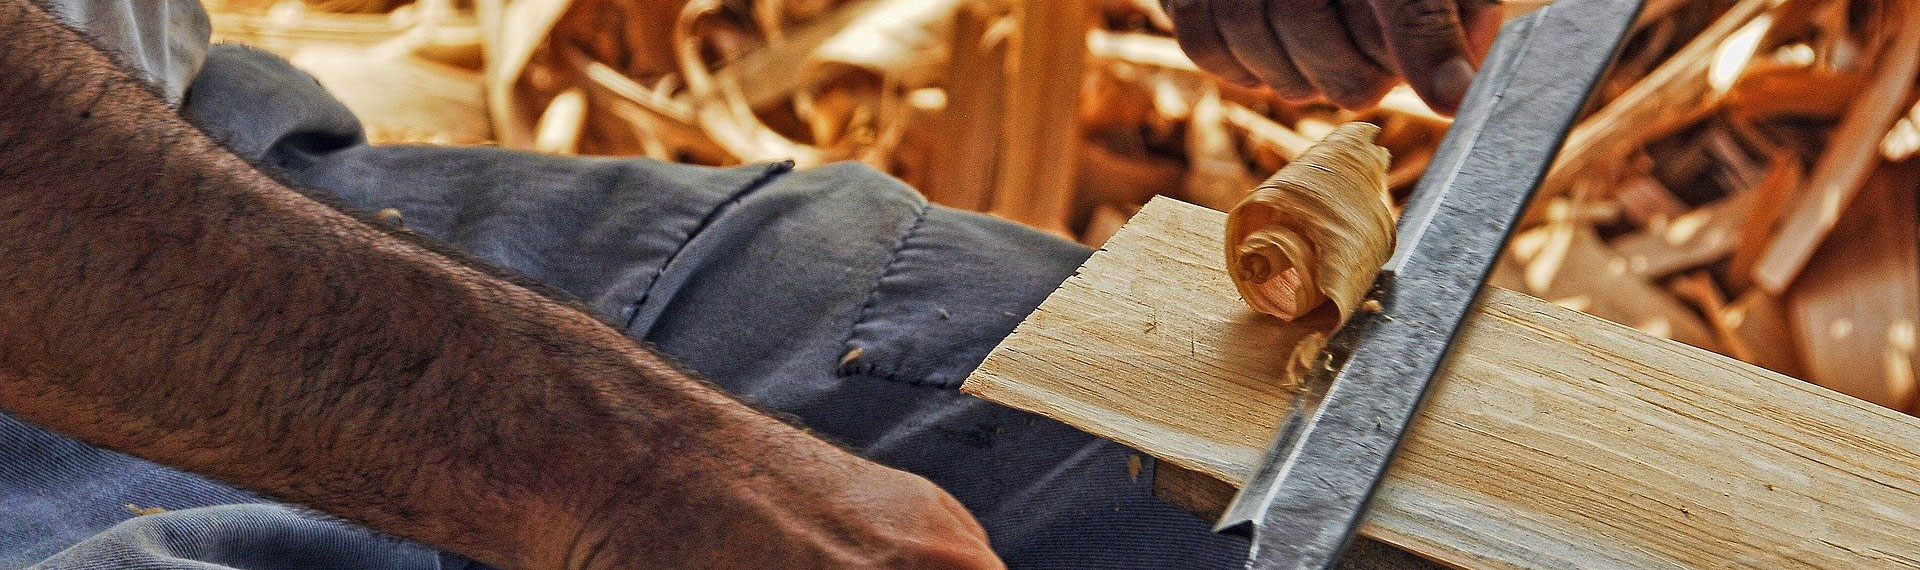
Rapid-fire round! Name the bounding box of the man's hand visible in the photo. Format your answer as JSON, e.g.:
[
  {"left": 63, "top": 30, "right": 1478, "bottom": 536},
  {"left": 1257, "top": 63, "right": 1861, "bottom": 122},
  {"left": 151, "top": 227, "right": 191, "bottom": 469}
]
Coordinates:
[{"left": 1164, "top": 0, "right": 1504, "bottom": 113}]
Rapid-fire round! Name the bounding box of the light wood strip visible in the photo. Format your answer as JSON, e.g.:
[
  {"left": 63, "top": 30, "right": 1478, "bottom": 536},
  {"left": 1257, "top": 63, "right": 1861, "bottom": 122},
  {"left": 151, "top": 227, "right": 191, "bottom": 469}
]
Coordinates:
[
  {"left": 986, "top": 0, "right": 1090, "bottom": 235},
  {"left": 966, "top": 197, "right": 1920, "bottom": 570}
]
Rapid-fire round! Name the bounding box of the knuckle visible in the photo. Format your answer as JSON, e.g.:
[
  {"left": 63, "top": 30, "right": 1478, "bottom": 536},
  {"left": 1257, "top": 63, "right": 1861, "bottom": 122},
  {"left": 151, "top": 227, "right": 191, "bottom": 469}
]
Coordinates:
[
  {"left": 1268, "top": 78, "right": 1319, "bottom": 101},
  {"left": 1342, "top": 66, "right": 1396, "bottom": 96},
  {"left": 1322, "top": 78, "right": 1379, "bottom": 105}
]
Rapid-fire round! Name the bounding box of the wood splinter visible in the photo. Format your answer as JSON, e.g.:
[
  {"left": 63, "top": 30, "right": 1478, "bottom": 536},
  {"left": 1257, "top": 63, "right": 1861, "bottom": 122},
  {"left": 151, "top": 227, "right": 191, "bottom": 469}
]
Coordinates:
[{"left": 1225, "top": 122, "right": 1395, "bottom": 323}]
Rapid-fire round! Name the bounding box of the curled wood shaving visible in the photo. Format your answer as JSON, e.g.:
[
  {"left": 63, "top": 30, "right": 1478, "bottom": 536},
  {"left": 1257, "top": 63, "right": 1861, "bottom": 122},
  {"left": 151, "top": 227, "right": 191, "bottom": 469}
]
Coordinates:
[
  {"left": 1224, "top": 122, "right": 1394, "bottom": 322},
  {"left": 1284, "top": 332, "right": 1331, "bottom": 390}
]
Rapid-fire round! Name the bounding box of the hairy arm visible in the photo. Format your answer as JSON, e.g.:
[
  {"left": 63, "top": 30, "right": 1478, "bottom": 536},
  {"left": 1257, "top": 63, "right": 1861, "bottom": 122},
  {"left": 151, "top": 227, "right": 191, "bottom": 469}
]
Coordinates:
[{"left": 0, "top": 2, "right": 997, "bottom": 569}]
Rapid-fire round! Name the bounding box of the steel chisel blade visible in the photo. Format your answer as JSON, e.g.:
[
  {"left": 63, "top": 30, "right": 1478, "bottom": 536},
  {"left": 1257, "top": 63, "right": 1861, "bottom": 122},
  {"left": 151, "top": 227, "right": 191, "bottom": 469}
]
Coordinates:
[{"left": 1214, "top": 1, "right": 1646, "bottom": 568}]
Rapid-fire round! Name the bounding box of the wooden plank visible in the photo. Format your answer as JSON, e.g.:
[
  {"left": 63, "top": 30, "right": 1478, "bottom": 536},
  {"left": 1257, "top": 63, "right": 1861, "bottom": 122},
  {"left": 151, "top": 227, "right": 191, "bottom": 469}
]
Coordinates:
[
  {"left": 987, "top": 0, "right": 1091, "bottom": 235},
  {"left": 965, "top": 197, "right": 1920, "bottom": 570}
]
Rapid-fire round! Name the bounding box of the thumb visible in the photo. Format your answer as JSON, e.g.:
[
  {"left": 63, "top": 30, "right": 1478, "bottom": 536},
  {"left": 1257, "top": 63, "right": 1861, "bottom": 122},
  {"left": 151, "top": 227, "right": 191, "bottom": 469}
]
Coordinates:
[{"left": 1370, "top": 0, "right": 1477, "bottom": 114}]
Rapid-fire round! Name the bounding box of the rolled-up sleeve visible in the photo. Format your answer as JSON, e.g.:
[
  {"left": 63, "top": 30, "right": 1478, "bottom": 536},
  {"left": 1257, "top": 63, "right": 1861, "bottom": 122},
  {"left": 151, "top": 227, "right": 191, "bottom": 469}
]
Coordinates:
[{"left": 36, "top": 0, "right": 210, "bottom": 107}]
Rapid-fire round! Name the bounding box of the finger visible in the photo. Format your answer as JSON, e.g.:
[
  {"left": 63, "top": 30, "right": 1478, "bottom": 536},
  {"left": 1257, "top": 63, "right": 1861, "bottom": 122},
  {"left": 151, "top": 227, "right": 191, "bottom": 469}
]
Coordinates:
[
  {"left": 1457, "top": 0, "right": 1504, "bottom": 65},
  {"left": 1209, "top": 0, "right": 1318, "bottom": 99},
  {"left": 1370, "top": 0, "right": 1477, "bottom": 114},
  {"left": 1270, "top": 0, "right": 1398, "bottom": 108},
  {"left": 1339, "top": 0, "right": 1392, "bottom": 70},
  {"left": 1164, "top": 0, "right": 1264, "bottom": 87}
]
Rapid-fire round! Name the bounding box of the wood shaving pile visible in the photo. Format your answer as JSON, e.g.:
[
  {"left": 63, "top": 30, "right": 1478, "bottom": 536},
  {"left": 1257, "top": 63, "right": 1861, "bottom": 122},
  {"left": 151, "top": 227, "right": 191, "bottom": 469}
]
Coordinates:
[{"left": 207, "top": 0, "right": 1920, "bottom": 416}]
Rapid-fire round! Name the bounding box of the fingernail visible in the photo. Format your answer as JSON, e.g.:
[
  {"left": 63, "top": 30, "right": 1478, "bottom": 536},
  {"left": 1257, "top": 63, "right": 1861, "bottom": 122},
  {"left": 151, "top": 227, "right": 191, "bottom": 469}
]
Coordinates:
[{"left": 1433, "top": 58, "right": 1476, "bottom": 110}]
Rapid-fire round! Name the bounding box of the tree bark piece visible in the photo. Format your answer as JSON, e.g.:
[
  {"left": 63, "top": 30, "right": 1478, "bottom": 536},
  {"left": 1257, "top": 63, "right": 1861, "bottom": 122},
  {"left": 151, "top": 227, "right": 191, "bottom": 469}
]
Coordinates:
[{"left": 965, "top": 196, "right": 1920, "bottom": 570}]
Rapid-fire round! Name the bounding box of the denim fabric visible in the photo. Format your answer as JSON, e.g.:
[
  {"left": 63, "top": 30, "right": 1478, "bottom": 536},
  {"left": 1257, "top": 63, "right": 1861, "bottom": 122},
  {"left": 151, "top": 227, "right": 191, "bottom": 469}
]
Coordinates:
[{"left": 26, "top": 505, "right": 460, "bottom": 570}]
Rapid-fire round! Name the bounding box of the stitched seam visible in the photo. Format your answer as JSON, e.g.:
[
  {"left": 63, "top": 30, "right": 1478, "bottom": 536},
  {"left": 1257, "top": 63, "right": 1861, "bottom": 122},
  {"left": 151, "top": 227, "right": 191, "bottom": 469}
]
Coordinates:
[
  {"left": 837, "top": 200, "right": 933, "bottom": 381},
  {"left": 841, "top": 369, "right": 961, "bottom": 389},
  {"left": 623, "top": 161, "right": 794, "bottom": 330}
]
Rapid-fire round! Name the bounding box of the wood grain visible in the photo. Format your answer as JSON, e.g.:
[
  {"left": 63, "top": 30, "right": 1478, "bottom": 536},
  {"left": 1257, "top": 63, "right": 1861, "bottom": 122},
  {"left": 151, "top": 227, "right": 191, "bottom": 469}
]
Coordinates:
[
  {"left": 987, "top": 0, "right": 1091, "bottom": 235},
  {"left": 966, "top": 197, "right": 1920, "bottom": 570}
]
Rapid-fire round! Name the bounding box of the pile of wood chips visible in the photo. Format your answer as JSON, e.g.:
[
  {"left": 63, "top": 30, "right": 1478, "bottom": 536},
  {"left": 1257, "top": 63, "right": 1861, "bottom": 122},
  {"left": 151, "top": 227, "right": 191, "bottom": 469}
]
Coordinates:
[{"left": 206, "top": 0, "right": 1920, "bottom": 416}]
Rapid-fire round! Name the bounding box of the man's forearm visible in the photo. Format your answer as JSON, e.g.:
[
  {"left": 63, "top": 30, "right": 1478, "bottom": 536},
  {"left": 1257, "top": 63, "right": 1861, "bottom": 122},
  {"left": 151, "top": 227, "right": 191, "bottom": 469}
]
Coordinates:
[{"left": 0, "top": 3, "right": 892, "bottom": 569}]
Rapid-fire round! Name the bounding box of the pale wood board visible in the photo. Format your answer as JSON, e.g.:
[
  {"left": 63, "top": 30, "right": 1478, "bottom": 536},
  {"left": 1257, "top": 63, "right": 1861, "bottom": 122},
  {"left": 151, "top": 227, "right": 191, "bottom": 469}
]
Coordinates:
[{"left": 966, "top": 197, "right": 1920, "bottom": 570}]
